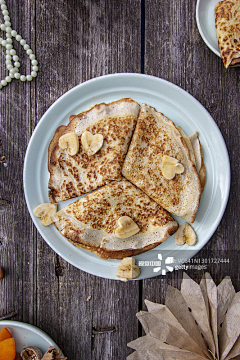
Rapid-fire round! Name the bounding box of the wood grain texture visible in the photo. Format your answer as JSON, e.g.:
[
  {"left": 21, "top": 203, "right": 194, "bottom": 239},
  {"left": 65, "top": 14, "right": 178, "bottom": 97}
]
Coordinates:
[
  {"left": 0, "top": 0, "right": 239, "bottom": 359},
  {"left": 143, "top": 0, "right": 240, "bottom": 311},
  {"left": 34, "top": 0, "right": 141, "bottom": 358},
  {"left": 0, "top": 0, "right": 37, "bottom": 327},
  {"left": 1, "top": 0, "right": 141, "bottom": 359}
]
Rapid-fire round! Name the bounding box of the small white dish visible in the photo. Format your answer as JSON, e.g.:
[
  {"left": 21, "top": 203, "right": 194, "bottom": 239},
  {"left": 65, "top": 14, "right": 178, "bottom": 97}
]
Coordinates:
[
  {"left": 0, "top": 320, "right": 65, "bottom": 357},
  {"left": 196, "top": 0, "right": 221, "bottom": 57}
]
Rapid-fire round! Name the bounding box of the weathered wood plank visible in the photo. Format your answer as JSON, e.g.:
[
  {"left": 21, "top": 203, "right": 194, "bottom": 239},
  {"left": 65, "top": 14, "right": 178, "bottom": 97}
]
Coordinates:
[
  {"left": 1, "top": 0, "right": 239, "bottom": 359},
  {"left": 1, "top": 0, "right": 142, "bottom": 358},
  {"left": 142, "top": 0, "right": 240, "bottom": 316},
  {"left": 34, "top": 0, "right": 142, "bottom": 359},
  {"left": 0, "top": 0, "right": 37, "bottom": 327}
]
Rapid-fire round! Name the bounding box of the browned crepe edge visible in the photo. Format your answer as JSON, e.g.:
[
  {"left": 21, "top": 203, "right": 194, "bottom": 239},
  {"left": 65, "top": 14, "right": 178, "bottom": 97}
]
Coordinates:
[
  {"left": 181, "top": 128, "right": 206, "bottom": 195},
  {"left": 48, "top": 125, "right": 67, "bottom": 203},
  {"left": 48, "top": 125, "right": 66, "bottom": 170},
  {"left": 54, "top": 221, "right": 178, "bottom": 260},
  {"left": 199, "top": 143, "right": 206, "bottom": 194},
  {"left": 175, "top": 129, "right": 201, "bottom": 223}
]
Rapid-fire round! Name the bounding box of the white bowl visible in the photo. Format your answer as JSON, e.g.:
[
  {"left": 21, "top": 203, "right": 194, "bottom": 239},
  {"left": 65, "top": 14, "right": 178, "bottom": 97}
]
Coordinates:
[{"left": 0, "top": 320, "right": 65, "bottom": 357}]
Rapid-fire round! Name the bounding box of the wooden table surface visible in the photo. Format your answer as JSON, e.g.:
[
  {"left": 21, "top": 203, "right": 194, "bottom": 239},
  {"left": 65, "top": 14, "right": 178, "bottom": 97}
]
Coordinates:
[{"left": 0, "top": 0, "right": 239, "bottom": 359}]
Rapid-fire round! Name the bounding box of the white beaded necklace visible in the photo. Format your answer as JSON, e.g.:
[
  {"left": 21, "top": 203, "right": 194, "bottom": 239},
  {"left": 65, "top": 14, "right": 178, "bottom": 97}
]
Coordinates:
[{"left": 0, "top": 0, "right": 38, "bottom": 89}]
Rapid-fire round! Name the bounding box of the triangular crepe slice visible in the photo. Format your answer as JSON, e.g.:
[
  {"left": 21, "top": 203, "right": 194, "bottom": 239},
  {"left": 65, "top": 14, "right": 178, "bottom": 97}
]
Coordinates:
[
  {"left": 215, "top": 0, "right": 240, "bottom": 68},
  {"left": 51, "top": 179, "right": 178, "bottom": 259},
  {"left": 48, "top": 98, "right": 140, "bottom": 203},
  {"left": 122, "top": 104, "right": 201, "bottom": 223}
]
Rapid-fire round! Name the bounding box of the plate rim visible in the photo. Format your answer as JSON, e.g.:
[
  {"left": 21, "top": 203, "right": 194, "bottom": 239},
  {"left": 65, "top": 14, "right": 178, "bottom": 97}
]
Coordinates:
[
  {"left": 196, "top": 0, "right": 221, "bottom": 57},
  {"left": 23, "top": 73, "right": 230, "bottom": 280}
]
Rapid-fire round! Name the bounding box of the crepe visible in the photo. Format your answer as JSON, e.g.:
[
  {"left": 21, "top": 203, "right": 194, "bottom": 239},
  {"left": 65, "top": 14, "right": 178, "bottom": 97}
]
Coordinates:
[
  {"left": 215, "top": 0, "right": 240, "bottom": 68},
  {"left": 51, "top": 179, "right": 178, "bottom": 259},
  {"left": 122, "top": 104, "right": 202, "bottom": 223},
  {"left": 188, "top": 131, "right": 206, "bottom": 194},
  {"left": 48, "top": 98, "right": 140, "bottom": 203},
  {"left": 177, "top": 128, "right": 206, "bottom": 194}
]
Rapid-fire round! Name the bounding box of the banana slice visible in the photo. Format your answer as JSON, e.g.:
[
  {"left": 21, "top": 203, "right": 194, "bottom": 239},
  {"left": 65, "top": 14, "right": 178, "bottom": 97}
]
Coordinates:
[
  {"left": 81, "top": 131, "right": 103, "bottom": 156},
  {"left": 161, "top": 155, "right": 184, "bottom": 180},
  {"left": 175, "top": 222, "right": 197, "bottom": 246},
  {"left": 116, "top": 257, "right": 141, "bottom": 281},
  {"left": 33, "top": 203, "right": 57, "bottom": 226},
  {"left": 114, "top": 216, "right": 140, "bottom": 239},
  {"left": 59, "top": 131, "right": 79, "bottom": 156}
]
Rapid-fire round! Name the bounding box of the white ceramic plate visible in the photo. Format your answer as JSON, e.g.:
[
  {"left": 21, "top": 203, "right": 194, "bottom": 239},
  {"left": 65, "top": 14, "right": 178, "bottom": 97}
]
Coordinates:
[
  {"left": 23, "top": 73, "right": 230, "bottom": 280},
  {"left": 0, "top": 320, "right": 65, "bottom": 357},
  {"left": 196, "top": 0, "right": 221, "bottom": 57}
]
